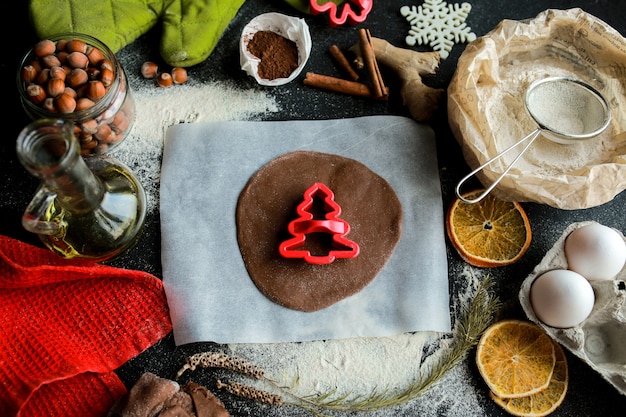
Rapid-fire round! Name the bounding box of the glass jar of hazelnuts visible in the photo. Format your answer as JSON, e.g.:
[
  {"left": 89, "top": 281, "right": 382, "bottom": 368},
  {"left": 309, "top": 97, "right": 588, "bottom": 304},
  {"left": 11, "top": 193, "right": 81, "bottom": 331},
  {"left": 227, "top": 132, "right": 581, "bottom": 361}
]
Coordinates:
[{"left": 17, "top": 33, "right": 135, "bottom": 155}]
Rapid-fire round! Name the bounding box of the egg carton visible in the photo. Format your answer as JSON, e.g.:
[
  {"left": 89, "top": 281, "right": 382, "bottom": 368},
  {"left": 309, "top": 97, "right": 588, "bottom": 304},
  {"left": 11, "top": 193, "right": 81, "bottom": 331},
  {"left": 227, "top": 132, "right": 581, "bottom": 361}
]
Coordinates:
[{"left": 519, "top": 221, "right": 626, "bottom": 396}]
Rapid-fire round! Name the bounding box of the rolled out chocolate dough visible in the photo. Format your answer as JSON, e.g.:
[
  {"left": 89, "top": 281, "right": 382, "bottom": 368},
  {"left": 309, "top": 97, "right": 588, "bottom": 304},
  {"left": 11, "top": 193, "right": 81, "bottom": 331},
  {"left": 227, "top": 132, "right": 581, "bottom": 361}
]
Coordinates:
[{"left": 236, "top": 150, "right": 402, "bottom": 312}]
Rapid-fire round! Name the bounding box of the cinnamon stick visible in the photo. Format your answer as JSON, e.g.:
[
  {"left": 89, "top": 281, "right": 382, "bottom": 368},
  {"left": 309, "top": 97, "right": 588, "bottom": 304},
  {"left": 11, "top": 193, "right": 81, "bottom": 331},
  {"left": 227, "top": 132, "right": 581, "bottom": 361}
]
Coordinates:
[
  {"left": 358, "top": 29, "right": 387, "bottom": 99},
  {"left": 329, "top": 45, "right": 360, "bottom": 81},
  {"left": 304, "top": 72, "right": 386, "bottom": 99}
]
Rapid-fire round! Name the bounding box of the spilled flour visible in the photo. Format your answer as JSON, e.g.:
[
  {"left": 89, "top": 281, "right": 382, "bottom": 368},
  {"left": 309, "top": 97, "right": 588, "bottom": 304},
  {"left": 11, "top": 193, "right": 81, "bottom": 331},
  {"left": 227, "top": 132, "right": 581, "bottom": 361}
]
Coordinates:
[
  {"left": 109, "top": 81, "right": 279, "bottom": 212},
  {"left": 227, "top": 266, "right": 488, "bottom": 416}
]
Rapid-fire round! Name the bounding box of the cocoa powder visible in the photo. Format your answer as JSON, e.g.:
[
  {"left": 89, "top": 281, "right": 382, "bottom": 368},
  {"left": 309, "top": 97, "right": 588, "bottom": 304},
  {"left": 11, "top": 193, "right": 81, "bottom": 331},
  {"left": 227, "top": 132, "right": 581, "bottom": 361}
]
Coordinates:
[{"left": 247, "top": 31, "right": 298, "bottom": 80}]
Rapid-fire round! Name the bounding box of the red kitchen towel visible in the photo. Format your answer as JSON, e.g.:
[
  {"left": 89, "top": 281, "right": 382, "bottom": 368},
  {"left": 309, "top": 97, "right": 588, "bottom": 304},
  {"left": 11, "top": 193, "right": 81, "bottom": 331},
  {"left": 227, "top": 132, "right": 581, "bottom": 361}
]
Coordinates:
[{"left": 0, "top": 235, "right": 172, "bottom": 416}]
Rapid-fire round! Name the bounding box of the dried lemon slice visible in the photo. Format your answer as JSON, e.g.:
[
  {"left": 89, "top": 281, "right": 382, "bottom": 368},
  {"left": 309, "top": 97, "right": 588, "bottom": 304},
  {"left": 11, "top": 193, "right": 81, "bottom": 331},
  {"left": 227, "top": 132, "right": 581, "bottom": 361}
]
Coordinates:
[
  {"left": 490, "top": 340, "right": 568, "bottom": 416},
  {"left": 446, "top": 189, "right": 532, "bottom": 268},
  {"left": 476, "top": 320, "right": 556, "bottom": 399}
]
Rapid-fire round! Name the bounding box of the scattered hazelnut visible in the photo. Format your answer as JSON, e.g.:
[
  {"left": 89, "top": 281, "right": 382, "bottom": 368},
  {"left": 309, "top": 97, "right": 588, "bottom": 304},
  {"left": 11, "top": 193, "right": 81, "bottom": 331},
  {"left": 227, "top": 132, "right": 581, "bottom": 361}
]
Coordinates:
[
  {"left": 141, "top": 61, "right": 158, "bottom": 79},
  {"left": 171, "top": 67, "right": 188, "bottom": 84},
  {"left": 157, "top": 72, "right": 173, "bottom": 87},
  {"left": 33, "top": 39, "right": 56, "bottom": 58}
]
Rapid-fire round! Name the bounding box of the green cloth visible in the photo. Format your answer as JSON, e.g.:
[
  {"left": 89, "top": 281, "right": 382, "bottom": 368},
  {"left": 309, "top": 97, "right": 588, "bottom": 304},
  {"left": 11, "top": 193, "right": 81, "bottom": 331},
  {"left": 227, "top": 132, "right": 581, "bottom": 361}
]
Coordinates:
[{"left": 29, "top": 0, "right": 246, "bottom": 67}]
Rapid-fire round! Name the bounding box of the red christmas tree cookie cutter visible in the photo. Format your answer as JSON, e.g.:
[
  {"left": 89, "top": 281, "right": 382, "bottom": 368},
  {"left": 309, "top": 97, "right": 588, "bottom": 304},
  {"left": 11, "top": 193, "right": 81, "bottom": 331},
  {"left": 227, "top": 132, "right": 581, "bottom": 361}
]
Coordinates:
[
  {"left": 279, "top": 182, "right": 360, "bottom": 264},
  {"left": 309, "top": 0, "right": 373, "bottom": 27}
]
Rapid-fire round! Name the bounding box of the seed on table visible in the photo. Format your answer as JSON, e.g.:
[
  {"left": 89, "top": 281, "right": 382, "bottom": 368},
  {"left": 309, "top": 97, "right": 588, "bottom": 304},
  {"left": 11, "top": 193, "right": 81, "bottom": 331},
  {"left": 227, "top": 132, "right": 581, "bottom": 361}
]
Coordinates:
[
  {"left": 157, "top": 72, "right": 173, "bottom": 87},
  {"left": 141, "top": 61, "right": 158, "bottom": 79},
  {"left": 171, "top": 67, "right": 188, "bottom": 84}
]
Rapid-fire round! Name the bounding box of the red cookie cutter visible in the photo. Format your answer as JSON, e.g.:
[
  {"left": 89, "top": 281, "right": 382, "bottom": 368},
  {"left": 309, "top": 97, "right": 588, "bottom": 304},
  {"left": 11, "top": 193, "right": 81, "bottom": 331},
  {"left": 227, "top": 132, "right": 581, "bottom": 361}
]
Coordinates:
[
  {"left": 309, "top": 0, "right": 373, "bottom": 27},
  {"left": 279, "top": 182, "right": 360, "bottom": 264}
]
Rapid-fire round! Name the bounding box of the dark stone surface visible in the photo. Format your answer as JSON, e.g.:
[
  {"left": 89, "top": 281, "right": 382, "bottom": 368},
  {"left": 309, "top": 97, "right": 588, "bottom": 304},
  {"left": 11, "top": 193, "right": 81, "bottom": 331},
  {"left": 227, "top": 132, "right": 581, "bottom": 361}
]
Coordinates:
[{"left": 4, "top": 0, "right": 626, "bottom": 415}]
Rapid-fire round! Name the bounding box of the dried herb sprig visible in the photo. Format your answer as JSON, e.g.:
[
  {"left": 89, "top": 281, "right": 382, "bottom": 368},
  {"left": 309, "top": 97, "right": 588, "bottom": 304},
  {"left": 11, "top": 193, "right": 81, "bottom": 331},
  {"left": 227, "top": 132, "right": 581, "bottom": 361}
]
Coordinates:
[
  {"left": 175, "top": 352, "right": 265, "bottom": 380},
  {"left": 216, "top": 379, "right": 284, "bottom": 406}
]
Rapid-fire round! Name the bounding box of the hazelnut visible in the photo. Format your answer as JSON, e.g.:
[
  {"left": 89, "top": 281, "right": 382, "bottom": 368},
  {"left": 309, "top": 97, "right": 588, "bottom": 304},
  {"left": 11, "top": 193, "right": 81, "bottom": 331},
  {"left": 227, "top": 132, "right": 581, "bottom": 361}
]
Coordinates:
[
  {"left": 54, "top": 93, "right": 77, "bottom": 113},
  {"left": 21, "top": 65, "right": 38, "bottom": 83},
  {"left": 63, "top": 87, "right": 77, "bottom": 98},
  {"left": 75, "top": 97, "right": 95, "bottom": 111},
  {"left": 141, "top": 61, "right": 158, "bottom": 79},
  {"left": 67, "top": 68, "right": 88, "bottom": 88},
  {"left": 33, "top": 39, "right": 56, "bottom": 58},
  {"left": 36, "top": 68, "right": 50, "bottom": 85},
  {"left": 65, "top": 39, "right": 87, "bottom": 54},
  {"left": 100, "top": 59, "right": 114, "bottom": 72},
  {"left": 86, "top": 46, "right": 105, "bottom": 66},
  {"left": 171, "top": 67, "right": 188, "bottom": 84},
  {"left": 86, "top": 80, "right": 106, "bottom": 101},
  {"left": 157, "top": 72, "right": 173, "bottom": 87},
  {"left": 100, "top": 68, "right": 114, "bottom": 87},
  {"left": 66, "top": 52, "right": 89, "bottom": 69},
  {"left": 26, "top": 84, "right": 46, "bottom": 105},
  {"left": 46, "top": 78, "right": 66, "bottom": 97},
  {"left": 40, "top": 54, "right": 62, "bottom": 69},
  {"left": 49, "top": 66, "right": 66, "bottom": 81},
  {"left": 42, "top": 97, "right": 56, "bottom": 112}
]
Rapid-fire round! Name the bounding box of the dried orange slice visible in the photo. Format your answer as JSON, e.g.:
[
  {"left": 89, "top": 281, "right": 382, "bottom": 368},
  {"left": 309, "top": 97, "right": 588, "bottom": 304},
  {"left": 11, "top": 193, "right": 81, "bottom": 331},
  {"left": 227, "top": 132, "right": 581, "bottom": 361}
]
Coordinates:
[
  {"left": 490, "top": 340, "right": 568, "bottom": 416},
  {"left": 476, "top": 320, "right": 555, "bottom": 399},
  {"left": 446, "top": 189, "right": 532, "bottom": 268}
]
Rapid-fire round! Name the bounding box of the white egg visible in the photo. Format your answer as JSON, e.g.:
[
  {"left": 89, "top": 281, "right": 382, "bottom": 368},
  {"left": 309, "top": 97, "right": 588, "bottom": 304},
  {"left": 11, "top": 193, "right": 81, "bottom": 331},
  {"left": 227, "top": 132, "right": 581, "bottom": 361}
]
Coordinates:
[
  {"left": 564, "top": 223, "right": 626, "bottom": 281},
  {"left": 529, "top": 269, "right": 595, "bottom": 328}
]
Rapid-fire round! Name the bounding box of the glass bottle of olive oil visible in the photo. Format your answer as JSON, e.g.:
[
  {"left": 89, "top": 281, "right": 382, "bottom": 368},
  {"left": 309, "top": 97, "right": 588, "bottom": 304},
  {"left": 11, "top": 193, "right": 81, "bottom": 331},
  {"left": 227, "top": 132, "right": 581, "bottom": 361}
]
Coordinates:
[{"left": 16, "top": 118, "right": 146, "bottom": 262}]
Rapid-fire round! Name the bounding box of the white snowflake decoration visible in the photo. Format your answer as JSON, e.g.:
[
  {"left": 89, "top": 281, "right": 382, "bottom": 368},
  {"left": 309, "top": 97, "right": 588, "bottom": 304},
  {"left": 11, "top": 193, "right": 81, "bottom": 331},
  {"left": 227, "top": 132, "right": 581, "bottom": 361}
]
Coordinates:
[{"left": 400, "top": 0, "right": 476, "bottom": 59}]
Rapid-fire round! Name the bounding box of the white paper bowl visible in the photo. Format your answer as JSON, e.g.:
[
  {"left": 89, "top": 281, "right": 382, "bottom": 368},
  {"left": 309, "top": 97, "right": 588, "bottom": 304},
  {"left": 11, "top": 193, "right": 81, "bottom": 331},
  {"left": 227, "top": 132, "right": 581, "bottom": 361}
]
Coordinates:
[{"left": 240, "top": 12, "right": 312, "bottom": 86}]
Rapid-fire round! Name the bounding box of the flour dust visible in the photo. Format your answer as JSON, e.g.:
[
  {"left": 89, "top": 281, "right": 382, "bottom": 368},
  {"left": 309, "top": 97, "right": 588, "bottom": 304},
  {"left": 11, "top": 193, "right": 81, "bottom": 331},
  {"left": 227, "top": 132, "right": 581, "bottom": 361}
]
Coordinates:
[
  {"left": 109, "top": 81, "right": 279, "bottom": 212},
  {"left": 228, "top": 265, "right": 488, "bottom": 417}
]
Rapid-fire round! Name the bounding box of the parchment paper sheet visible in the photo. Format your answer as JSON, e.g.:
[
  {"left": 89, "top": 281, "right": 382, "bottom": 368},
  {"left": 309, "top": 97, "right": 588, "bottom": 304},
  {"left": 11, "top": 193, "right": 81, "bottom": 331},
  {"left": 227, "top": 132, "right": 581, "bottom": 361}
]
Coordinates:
[
  {"left": 448, "top": 8, "right": 626, "bottom": 209},
  {"left": 160, "top": 116, "right": 451, "bottom": 345}
]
